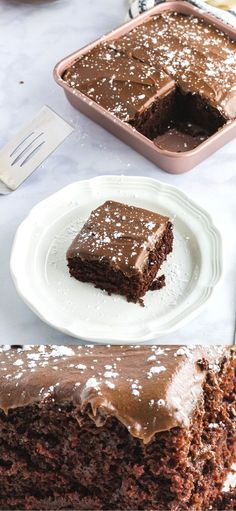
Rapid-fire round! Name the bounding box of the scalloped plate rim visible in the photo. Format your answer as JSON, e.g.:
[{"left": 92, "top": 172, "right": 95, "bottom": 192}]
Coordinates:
[{"left": 10, "top": 175, "right": 223, "bottom": 343}]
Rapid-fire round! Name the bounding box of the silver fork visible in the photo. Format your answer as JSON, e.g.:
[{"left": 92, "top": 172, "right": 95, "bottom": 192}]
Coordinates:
[{"left": 0, "top": 106, "right": 74, "bottom": 194}]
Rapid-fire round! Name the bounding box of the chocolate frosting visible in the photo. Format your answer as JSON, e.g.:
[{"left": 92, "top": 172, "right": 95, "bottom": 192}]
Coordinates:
[
  {"left": 66, "top": 200, "right": 170, "bottom": 277},
  {"left": 63, "top": 46, "right": 175, "bottom": 121},
  {"left": 63, "top": 12, "right": 236, "bottom": 120},
  {"left": 0, "top": 345, "right": 232, "bottom": 444}
]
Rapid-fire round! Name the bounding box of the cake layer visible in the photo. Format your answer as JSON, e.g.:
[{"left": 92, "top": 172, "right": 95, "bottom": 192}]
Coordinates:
[{"left": 67, "top": 221, "right": 173, "bottom": 304}]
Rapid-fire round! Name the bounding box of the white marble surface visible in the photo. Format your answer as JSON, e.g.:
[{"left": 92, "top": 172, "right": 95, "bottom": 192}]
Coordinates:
[{"left": 0, "top": 0, "right": 235, "bottom": 345}]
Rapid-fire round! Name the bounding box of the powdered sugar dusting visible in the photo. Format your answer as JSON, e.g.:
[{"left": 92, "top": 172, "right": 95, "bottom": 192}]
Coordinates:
[{"left": 147, "top": 366, "right": 167, "bottom": 378}]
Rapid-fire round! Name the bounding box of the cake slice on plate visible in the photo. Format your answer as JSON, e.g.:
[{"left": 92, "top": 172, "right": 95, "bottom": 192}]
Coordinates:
[{"left": 66, "top": 200, "right": 173, "bottom": 305}]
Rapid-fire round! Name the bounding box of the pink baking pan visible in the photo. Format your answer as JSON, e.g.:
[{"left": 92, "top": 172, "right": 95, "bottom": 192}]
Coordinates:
[{"left": 54, "top": 1, "right": 236, "bottom": 173}]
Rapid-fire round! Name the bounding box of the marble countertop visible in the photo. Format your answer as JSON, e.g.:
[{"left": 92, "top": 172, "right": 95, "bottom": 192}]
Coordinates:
[{"left": 1, "top": 0, "right": 236, "bottom": 345}]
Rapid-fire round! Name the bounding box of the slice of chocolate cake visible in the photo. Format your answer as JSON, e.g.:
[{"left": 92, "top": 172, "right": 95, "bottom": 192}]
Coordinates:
[
  {"left": 63, "top": 45, "right": 176, "bottom": 139},
  {"left": 0, "top": 345, "right": 235, "bottom": 510},
  {"left": 66, "top": 200, "right": 173, "bottom": 305}
]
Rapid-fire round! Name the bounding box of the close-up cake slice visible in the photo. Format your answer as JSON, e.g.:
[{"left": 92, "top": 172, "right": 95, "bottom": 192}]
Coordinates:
[
  {"left": 66, "top": 200, "right": 173, "bottom": 305},
  {"left": 0, "top": 344, "right": 235, "bottom": 510}
]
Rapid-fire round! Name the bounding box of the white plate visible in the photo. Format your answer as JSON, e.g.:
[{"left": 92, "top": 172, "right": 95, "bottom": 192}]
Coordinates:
[{"left": 10, "top": 175, "right": 223, "bottom": 343}]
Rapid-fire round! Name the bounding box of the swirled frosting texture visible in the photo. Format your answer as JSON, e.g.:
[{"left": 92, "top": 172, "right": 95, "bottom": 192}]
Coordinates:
[{"left": 0, "top": 345, "right": 233, "bottom": 444}]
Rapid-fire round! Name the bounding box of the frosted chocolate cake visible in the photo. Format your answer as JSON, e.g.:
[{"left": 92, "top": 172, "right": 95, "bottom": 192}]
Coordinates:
[
  {"left": 66, "top": 200, "right": 173, "bottom": 304},
  {"left": 0, "top": 344, "right": 235, "bottom": 510},
  {"left": 63, "top": 12, "right": 236, "bottom": 152}
]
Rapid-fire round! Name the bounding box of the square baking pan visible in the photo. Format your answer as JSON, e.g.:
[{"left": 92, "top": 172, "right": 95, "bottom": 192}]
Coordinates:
[{"left": 54, "top": 1, "right": 236, "bottom": 173}]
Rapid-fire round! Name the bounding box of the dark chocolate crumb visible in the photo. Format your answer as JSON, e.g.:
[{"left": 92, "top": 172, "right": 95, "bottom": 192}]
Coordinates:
[{"left": 149, "top": 274, "right": 166, "bottom": 291}]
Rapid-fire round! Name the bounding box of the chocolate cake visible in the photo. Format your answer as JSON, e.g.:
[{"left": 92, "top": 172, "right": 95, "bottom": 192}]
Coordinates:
[
  {"left": 214, "top": 487, "right": 236, "bottom": 510},
  {"left": 66, "top": 200, "right": 173, "bottom": 304},
  {"left": 63, "top": 45, "right": 176, "bottom": 139},
  {"left": 63, "top": 12, "right": 236, "bottom": 151},
  {"left": 0, "top": 344, "right": 235, "bottom": 510}
]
